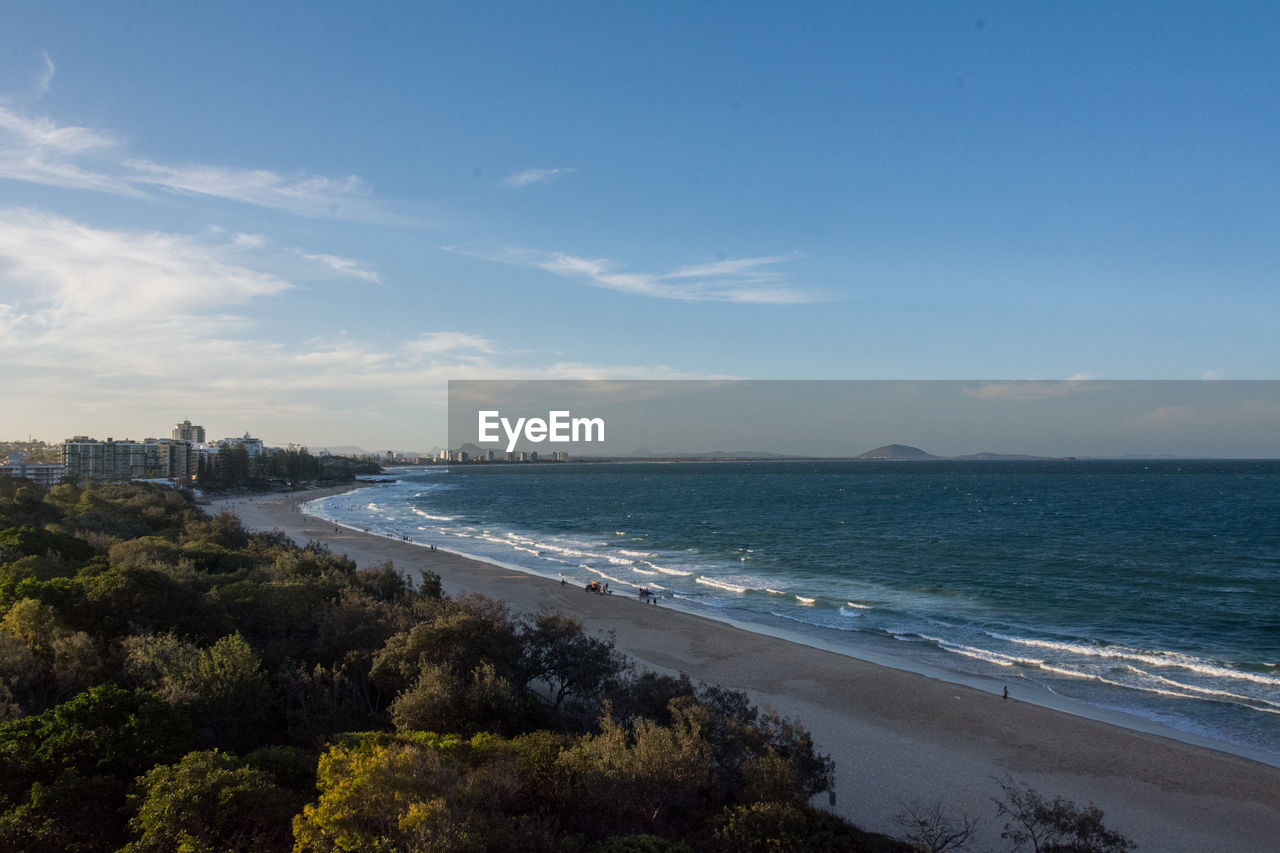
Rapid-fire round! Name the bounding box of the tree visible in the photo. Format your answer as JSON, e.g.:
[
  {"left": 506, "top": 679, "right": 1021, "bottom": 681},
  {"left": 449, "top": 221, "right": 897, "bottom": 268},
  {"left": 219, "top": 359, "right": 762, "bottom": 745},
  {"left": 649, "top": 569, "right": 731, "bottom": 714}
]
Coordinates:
[
  {"left": 517, "top": 611, "right": 626, "bottom": 715},
  {"left": 0, "top": 685, "right": 191, "bottom": 805},
  {"left": 124, "top": 750, "right": 300, "bottom": 853},
  {"left": 689, "top": 685, "right": 834, "bottom": 804},
  {"left": 557, "top": 705, "right": 712, "bottom": 839},
  {"left": 123, "top": 632, "right": 270, "bottom": 749},
  {"left": 993, "top": 777, "right": 1136, "bottom": 853},
  {"left": 371, "top": 597, "right": 524, "bottom": 697}
]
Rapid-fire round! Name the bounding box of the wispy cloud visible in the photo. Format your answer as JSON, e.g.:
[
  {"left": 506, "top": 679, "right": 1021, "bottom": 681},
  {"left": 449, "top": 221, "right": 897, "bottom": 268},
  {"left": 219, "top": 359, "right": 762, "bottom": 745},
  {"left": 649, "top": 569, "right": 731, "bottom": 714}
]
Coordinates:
[
  {"left": 303, "top": 252, "right": 381, "bottom": 283},
  {"left": 34, "top": 53, "right": 55, "bottom": 100},
  {"left": 126, "top": 160, "right": 410, "bottom": 223},
  {"left": 0, "top": 208, "right": 696, "bottom": 444},
  {"left": 502, "top": 167, "right": 575, "bottom": 189},
  {"left": 404, "top": 332, "right": 497, "bottom": 357},
  {"left": 0, "top": 104, "right": 137, "bottom": 194},
  {"left": 963, "top": 379, "right": 1101, "bottom": 401},
  {"left": 461, "top": 247, "right": 822, "bottom": 304},
  {"left": 0, "top": 104, "right": 411, "bottom": 223}
]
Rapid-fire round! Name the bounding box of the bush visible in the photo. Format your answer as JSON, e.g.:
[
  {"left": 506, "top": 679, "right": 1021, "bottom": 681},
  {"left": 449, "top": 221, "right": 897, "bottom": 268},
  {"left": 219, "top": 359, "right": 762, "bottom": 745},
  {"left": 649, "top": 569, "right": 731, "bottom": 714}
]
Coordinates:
[{"left": 124, "top": 750, "right": 300, "bottom": 853}]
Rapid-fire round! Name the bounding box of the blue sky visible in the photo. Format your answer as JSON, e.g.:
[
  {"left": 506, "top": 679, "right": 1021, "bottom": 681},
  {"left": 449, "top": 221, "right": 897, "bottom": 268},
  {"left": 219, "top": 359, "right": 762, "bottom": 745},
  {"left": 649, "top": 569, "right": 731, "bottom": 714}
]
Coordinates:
[{"left": 1, "top": 2, "right": 1277, "bottom": 450}]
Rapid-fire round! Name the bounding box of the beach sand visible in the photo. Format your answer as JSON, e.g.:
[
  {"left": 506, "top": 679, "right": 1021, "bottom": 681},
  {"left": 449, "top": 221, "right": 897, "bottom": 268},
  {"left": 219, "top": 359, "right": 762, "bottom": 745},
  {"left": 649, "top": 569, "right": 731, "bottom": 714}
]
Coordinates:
[{"left": 212, "top": 488, "right": 1280, "bottom": 852}]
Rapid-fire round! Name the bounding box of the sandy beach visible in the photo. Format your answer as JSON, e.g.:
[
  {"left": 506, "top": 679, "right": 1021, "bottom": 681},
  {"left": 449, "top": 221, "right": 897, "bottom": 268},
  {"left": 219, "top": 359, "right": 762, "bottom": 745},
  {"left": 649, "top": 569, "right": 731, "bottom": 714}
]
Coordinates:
[{"left": 212, "top": 487, "right": 1280, "bottom": 852}]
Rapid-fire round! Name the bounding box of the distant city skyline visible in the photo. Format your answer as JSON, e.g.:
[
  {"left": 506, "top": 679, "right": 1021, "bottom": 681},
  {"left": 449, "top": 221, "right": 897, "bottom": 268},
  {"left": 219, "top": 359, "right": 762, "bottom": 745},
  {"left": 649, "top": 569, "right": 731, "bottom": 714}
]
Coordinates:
[{"left": 2, "top": 4, "right": 1277, "bottom": 448}]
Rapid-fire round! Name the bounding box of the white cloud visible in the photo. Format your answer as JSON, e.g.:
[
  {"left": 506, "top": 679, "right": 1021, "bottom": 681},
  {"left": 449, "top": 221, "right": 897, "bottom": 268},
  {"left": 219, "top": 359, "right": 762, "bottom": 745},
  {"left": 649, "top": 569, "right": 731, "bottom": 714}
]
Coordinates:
[
  {"left": 303, "top": 252, "right": 380, "bottom": 283},
  {"left": 463, "top": 247, "right": 822, "bottom": 304},
  {"left": 0, "top": 209, "right": 695, "bottom": 445},
  {"left": 0, "top": 104, "right": 411, "bottom": 223},
  {"left": 0, "top": 104, "right": 137, "bottom": 194},
  {"left": 404, "top": 332, "right": 498, "bottom": 357},
  {"left": 502, "top": 167, "right": 576, "bottom": 189}
]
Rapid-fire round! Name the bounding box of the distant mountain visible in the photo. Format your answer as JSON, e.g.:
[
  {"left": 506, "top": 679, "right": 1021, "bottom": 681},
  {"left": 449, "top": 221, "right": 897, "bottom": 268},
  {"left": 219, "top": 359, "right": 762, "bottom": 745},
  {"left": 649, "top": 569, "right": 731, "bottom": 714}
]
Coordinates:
[
  {"left": 856, "top": 444, "right": 939, "bottom": 460},
  {"left": 623, "top": 448, "right": 789, "bottom": 459},
  {"left": 952, "top": 451, "right": 1056, "bottom": 461}
]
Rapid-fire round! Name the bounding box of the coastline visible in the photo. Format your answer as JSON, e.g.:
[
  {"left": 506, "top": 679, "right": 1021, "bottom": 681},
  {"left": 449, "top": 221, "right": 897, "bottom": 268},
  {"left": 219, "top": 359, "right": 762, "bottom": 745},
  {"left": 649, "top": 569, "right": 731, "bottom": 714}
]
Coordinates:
[{"left": 211, "top": 487, "right": 1280, "bottom": 852}]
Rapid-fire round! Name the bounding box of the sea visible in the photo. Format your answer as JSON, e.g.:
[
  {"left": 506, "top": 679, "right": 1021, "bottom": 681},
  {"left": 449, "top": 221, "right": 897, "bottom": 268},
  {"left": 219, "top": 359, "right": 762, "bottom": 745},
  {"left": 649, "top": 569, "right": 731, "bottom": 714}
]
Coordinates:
[{"left": 304, "top": 459, "right": 1280, "bottom": 761}]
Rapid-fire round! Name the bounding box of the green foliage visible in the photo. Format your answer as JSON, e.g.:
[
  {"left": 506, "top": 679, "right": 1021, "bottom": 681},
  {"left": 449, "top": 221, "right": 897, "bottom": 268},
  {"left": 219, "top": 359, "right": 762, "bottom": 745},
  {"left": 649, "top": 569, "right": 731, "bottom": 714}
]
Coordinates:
[
  {"left": 183, "top": 540, "right": 256, "bottom": 574},
  {"left": 390, "top": 661, "right": 532, "bottom": 738},
  {"left": 689, "top": 684, "right": 835, "bottom": 803},
  {"left": 0, "top": 524, "right": 96, "bottom": 564},
  {"left": 0, "top": 598, "right": 104, "bottom": 712},
  {"left": 0, "top": 685, "right": 191, "bottom": 805},
  {"left": 0, "top": 769, "right": 129, "bottom": 853},
  {"left": 371, "top": 596, "right": 524, "bottom": 697},
  {"left": 182, "top": 510, "right": 251, "bottom": 549},
  {"left": 84, "top": 564, "right": 229, "bottom": 639},
  {"left": 993, "top": 778, "right": 1136, "bottom": 853},
  {"left": 557, "top": 705, "right": 713, "bottom": 839},
  {"left": 710, "top": 801, "right": 911, "bottom": 853},
  {"left": 124, "top": 750, "right": 302, "bottom": 853},
  {"left": 123, "top": 632, "right": 270, "bottom": 748},
  {"left": 517, "top": 610, "right": 627, "bottom": 715}
]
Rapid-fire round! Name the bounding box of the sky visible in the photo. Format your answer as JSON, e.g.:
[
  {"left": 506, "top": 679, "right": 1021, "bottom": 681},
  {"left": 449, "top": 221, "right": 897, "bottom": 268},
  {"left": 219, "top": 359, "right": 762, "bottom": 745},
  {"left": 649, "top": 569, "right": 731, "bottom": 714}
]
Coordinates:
[{"left": 1, "top": 2, "right": 1277, "bottom": 451}]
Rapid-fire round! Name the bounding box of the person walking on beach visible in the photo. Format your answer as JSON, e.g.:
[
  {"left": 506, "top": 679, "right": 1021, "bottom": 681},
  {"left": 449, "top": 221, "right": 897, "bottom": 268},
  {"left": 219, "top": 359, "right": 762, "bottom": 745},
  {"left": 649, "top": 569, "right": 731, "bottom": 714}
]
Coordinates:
[{"left": 1003, "top": 686, "right": 1009, "bottom": 701}]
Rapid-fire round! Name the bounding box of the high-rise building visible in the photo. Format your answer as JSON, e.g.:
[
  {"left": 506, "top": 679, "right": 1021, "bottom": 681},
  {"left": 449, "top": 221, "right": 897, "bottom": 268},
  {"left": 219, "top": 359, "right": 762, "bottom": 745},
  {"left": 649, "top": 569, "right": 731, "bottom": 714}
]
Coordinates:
[
  {"left": 61, "top": 436, "right": 193, "bottom": 483},
  {"left": 0, "top": 451, "right": 63, "bottom": 488},
  {"left": 218, "top": 433, "right": 264, "bottom": 459},
  {"left": 173, "top": 419, "right": 206, "bottom": 443}
]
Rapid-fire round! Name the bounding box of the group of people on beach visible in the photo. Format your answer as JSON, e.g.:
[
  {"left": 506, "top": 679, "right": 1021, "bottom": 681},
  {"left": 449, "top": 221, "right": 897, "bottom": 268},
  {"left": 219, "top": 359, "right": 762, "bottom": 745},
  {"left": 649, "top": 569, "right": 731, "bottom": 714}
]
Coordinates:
[{"left": 569, "top": 578, "right": 659, "bottom": 605}]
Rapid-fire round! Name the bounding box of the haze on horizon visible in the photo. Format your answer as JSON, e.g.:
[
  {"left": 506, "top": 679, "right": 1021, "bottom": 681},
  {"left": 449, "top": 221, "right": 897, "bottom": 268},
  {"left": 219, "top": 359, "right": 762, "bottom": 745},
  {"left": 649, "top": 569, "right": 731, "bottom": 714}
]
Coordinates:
[
  {"left": 447, "top": 380, "right": 1280, "bottom": 460},
  {"left": 1, "top": 3, "right": 1277, "bottom": 449}
]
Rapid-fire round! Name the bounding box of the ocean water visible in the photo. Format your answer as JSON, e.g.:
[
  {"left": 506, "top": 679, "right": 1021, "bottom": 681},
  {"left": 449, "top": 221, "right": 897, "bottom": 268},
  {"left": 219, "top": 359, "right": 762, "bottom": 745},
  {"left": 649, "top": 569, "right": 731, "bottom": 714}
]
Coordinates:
[{"left": 307, "top": 460, "right": 1280, "bottom": 759}]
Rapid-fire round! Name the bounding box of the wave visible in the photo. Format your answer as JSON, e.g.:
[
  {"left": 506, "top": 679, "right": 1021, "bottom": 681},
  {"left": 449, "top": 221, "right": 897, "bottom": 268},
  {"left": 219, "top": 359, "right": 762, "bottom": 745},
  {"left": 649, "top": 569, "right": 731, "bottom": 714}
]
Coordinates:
[
  {"left": 921, "top": 635, "right": 1280, "bottom": 712},
  {"left": 796, "top": 596, "right": 816, "bottom": 606},
  {"left": 995, "top": 634, "right": 1280, "bottom": 688},
  {"left": 648, "top": 563, "right": 693, "bottom": 577},
  {"left": 411, "top": 508, "right": 456, "bottom": 522},
  {"left": 696, "top": 577, "right": 751, "bottom": 594},
  {"left": 581, "top": 566, "right": 629, "bottom": 587}
]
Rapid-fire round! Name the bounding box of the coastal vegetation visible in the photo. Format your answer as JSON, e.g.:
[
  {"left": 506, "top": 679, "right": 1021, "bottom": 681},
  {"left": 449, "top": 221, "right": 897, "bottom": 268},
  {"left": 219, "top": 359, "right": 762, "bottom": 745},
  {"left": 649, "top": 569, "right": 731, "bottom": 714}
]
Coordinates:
[
  {"left": 0, "top": 476, "right": 1135, "bottom": 851},
  {"left": 195, "top": 446, "right": 382, "bottom": 492}
]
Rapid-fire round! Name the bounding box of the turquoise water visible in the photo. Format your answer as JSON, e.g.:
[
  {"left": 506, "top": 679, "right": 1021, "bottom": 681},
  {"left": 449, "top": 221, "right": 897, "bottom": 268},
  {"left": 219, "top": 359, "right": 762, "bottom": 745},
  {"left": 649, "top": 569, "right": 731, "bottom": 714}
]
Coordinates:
[{"left": 309, "top": 460, "right": 1280, "bottom": 758}]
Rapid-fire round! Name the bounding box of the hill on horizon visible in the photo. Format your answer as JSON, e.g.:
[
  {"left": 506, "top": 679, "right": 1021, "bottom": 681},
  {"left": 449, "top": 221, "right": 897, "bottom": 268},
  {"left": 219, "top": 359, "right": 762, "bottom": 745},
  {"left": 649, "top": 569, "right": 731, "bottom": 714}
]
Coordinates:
[{"left": 856, "top": 444, "right": 939, "bottom": 460}]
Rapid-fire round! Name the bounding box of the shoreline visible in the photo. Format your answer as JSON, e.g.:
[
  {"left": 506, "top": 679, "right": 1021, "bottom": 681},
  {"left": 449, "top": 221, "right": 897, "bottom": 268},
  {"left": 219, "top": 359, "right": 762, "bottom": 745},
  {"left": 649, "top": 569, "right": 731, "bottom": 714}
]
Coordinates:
[
  {"left": 300, "top": 481, "right": 1280, "bottom": 771},
  {"left": 210, "top": 486, "right": 1280, "bottom": 852}
]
